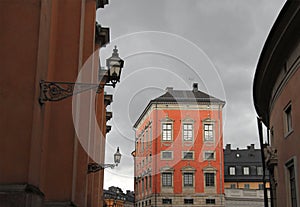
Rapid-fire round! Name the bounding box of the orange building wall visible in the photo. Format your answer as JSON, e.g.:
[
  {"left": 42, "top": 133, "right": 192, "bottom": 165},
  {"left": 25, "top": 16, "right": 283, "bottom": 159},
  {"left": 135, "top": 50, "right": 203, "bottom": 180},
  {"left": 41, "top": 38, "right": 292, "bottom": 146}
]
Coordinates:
[
  {"left": 224, "top": 182, "right": 270, "bottom": 190},
  {"left": 134, "top": 103, "right": 224, "bottom": 205},
  {"left": 0, "top": 0, "right": 109, "bottom": 206}
]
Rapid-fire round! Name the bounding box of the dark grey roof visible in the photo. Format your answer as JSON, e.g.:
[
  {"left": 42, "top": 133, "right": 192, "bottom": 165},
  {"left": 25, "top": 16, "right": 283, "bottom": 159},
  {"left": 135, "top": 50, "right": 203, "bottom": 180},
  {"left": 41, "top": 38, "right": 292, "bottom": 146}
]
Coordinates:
[
  {"left": 104, "top": 187, "right": 135, "bottom": 203},
  {"left": 224, "top": 144, "right": 269, "bottom": 182},
  {"left": 133, "top": 84, "right": 225, "bottom": 128},
  {"left": 153, "top": 89, "right": 224, "bottom": 104}
]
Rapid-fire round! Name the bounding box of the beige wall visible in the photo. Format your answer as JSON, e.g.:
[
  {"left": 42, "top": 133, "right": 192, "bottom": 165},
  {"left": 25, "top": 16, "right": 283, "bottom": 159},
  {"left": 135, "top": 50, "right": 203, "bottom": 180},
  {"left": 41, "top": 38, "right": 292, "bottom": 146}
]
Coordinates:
[{"left": 224, "top": 182, "right": 270, "bottom": 190}]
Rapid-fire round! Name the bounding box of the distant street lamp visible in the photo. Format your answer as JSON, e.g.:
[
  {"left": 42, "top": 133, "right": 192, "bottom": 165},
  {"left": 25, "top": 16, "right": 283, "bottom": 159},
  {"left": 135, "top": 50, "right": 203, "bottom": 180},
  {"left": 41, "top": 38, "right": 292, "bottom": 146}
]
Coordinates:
[
  {"left": 113, "top": 188, "right": 120, "bottom": 207},
  {"left": 88, "top": 147, "right": 121, "bottom": 173}
]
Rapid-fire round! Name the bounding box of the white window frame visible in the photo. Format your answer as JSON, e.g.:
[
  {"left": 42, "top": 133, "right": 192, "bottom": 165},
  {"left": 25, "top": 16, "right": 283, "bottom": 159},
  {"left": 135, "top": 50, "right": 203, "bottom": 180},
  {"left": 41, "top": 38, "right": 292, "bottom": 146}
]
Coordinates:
[
  {"left": 161, "top": 172, "right": 173, "bottom": 187},
  {"left": 205, "top": 172, "right": 215, "bottom": 187},
  {"left": 182, "top": 122, "right": 194, "bottom": 142},
  {"left": 202, "top": 120, "right": 215, "bottom": 142},
  {"left": 243, "top": 166, "right": 250, "bottom": 175},
  {"left": 183, "top": 172, "right": 194, "bottom": 187},
  {"left": 229, "top": 166, "right": 236, "bottom": 175},
  {"left": 161, "top": 122, "right": 173, "bottom": 141}
]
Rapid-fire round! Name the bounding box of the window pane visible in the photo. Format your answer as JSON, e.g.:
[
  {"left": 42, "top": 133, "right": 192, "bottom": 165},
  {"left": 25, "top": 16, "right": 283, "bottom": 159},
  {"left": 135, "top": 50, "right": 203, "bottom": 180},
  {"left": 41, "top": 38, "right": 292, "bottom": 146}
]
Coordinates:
[
  {"left": 183, "top": 151, "right": 194, "bottom": 160},
  {"left": 162, "top": 173, "right": 172, "bottom": 187},
  {"left": 183, "top": 123, "right": 193, "bottom": 141},
  {"left": 183, "top": 173, "right": 193, "bottom": 186},
  {"left": 162, "top": 151, "right": 172, "bottom": 159},
  {"left": 162, "top": 199, "right": 172, "bottom": 204},
  {"left": 204, "top": 124, "right": 214, "bottom": 141},
  {"left": 285, "top": 105, "right": 292, "bottom": 133},
  {"left": 257, "top": 167, "right": 263, "bottom": 175},
  {"left": 184, "top": 199, "right": 194, "bottom": 204},
  {"left": 206, "top": 199, "right": 216, "bottom": 204},
  {"left": 162, "top": 123, "right": 172, "bottom": 141},
  {"left": 229, "top": 167, "right": 236, "bottom": 175},
  {"left": 205, "top": 152, "right": 214, "bottom": 160},
  {"left": 288, "top": 164, "right": 297, "bottom": 207},
  {"left": 243, "top": 167, "right": 250, "bottom": 175},
  {"left": 205, "top": 173, "right": 215, "bottom": 187}
]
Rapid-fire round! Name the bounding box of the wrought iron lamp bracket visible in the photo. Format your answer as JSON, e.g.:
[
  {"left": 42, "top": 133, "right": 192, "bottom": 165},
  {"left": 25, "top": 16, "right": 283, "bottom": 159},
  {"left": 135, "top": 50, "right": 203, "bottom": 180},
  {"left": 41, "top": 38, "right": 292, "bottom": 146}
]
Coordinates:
[
  {"left": 87, "top": 162, "right": 116, "bottom": 173},
  {"left": 39, "top": 80, "right": 114, "bottom": 104}
]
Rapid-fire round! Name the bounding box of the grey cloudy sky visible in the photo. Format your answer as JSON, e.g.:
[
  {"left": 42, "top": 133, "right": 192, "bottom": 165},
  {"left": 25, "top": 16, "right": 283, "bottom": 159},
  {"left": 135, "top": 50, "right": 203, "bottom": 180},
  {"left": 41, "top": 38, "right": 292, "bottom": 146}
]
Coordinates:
[{"left": 96, "top": 0, "right": 286, "bottom": 192}]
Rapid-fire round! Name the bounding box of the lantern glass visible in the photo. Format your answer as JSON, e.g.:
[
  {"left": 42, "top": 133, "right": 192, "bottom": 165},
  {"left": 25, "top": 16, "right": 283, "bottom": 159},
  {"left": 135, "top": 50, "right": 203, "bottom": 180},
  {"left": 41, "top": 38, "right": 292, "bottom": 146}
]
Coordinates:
[
  {"left": 106, "top": 46, "right": 124, "bottom": 87},
  {"left": 109, "top": 61, "right": 121, "bottom": 82},
  {"left": 114, "top": 147, "right": 121, "bottom": 166}
]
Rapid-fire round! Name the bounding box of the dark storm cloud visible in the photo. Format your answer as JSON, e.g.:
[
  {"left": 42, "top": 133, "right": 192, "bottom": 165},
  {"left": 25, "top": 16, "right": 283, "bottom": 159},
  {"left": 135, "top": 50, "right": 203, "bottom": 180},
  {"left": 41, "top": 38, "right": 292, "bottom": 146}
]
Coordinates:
[{"left": 97, "top": 0, "right": 286, "bottom": 191}]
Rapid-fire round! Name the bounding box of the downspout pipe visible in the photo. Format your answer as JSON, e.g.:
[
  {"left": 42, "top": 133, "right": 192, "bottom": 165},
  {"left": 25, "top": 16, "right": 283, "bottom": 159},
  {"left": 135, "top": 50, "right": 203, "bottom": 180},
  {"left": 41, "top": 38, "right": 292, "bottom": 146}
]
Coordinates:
[{"left": 257, "top": 117, "right": 269, "bottom": 207}]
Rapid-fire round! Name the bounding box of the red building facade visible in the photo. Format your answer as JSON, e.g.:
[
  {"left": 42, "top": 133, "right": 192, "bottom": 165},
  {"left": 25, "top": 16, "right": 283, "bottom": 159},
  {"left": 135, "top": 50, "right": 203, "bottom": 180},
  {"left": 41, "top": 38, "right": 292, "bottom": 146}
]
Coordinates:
[
  {"left": 0, "top": 1, "right": 116, "bottom": 206},
  {"left": 133, "top": 84, "right": 225, "bottom": 207}
]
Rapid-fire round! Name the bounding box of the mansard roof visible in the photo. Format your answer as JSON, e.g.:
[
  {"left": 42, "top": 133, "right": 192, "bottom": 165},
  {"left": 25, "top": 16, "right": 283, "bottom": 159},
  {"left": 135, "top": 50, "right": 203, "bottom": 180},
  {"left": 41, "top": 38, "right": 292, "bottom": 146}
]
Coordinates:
[
  {"left": 133, "top": 83, "right": 225, "bottom": 128},
  {"left": 153, "top": 88, "right": 224, "bottom": 104}
]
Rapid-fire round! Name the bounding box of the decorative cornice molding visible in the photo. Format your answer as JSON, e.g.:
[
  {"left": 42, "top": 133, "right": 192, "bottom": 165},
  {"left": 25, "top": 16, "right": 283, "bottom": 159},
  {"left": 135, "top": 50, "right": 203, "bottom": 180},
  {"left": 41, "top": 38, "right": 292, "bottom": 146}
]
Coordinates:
[
  {"left": 106, "top": 125, "right": 112, "bottom": 133},
  {"left": 106, "top": 111, "right": 112, "bottom": 121},
  {"left": 95, "top": 22, "right": 110, "bottom": 47},
  {"left": 104, "top": 94, "right": 113, "bottom": 106},
  {"left": 96, "top": 0, "right": 109, "bottom": 9}
]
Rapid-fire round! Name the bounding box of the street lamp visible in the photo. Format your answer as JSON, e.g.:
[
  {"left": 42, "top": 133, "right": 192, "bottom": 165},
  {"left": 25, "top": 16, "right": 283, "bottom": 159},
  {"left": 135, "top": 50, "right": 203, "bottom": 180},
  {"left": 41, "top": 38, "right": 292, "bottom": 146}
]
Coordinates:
[
  {"left": 88, "top": 147, "right": 122, "bottom": 173},
  {"left": 106, "top": 46, "right": 124, "bottom": 88},
  {"left": 113, "top": 188, "right": 120, "bottom": 207},
  {"left": 39, "top": 46, "right": 124, "bottom": 104}
]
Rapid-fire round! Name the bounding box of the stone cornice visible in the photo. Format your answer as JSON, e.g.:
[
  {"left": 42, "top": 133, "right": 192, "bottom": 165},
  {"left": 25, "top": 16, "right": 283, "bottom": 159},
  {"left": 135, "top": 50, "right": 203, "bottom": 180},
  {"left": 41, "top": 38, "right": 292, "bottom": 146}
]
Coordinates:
[
  {"left": 96, "top": 0, "right": 109, "bottom": 9},
  {"left": 95, "top": 23, "right": 110, "bottom": 47}
]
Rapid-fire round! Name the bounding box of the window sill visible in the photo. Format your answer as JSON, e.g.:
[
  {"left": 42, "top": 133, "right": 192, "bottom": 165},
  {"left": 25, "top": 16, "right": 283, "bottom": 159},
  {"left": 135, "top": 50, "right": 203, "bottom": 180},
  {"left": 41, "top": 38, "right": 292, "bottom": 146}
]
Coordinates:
[{"left": 284, "top": 129, "right": 294, "bottom": 138}]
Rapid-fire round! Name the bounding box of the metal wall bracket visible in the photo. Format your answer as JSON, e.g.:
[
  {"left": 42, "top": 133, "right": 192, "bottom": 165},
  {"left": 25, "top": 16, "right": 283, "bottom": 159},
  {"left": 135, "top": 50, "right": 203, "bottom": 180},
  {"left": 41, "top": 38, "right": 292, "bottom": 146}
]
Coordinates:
[
  {"left": 87, "top": 162, "right": 115, "bottom": 173},
  {"left": 39, "top": 80, "right": 109, "bottom": 104}
]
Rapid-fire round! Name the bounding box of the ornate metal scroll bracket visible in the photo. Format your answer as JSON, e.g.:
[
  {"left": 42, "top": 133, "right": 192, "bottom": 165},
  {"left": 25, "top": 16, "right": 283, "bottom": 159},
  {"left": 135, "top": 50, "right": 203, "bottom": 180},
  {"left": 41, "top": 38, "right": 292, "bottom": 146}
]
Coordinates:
[
  {"left": 39, "top": 80, "right": 104, "bottom": 104},
  {"left": 87, "top": 162, "right": 116, "bottom": 173}
]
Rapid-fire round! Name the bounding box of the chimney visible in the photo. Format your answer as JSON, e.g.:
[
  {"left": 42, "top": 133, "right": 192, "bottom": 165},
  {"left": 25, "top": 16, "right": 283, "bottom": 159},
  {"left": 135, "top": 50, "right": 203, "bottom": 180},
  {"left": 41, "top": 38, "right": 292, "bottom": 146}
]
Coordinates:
[
  {"left": 225, "top": 144, "right": 231, "bottom": 151},
  {"left": 250, "top": 144, "right": 255, "bottom": 150},
  {"left": 192, "top": 83, "right": 198, "bottom": 92},
  {"left": 165, "top": 87, "right": 173, "bottom": 92}
]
